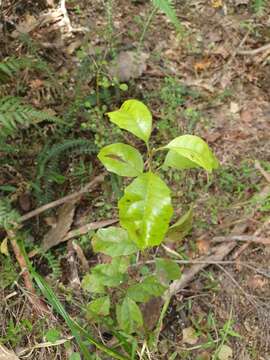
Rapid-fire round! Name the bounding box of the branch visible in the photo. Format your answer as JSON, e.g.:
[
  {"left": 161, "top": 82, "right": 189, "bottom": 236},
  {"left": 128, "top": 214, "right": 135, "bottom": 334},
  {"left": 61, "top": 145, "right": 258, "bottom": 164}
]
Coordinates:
[{"left": 20, "top": 173, "right": 106, "bottom": 222}]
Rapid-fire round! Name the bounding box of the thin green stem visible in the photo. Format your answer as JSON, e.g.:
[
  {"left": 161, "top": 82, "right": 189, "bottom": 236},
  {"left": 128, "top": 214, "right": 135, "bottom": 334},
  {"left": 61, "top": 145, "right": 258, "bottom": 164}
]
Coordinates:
[{"left": 138, "top": 6, "right": 158, "bottom": 52}]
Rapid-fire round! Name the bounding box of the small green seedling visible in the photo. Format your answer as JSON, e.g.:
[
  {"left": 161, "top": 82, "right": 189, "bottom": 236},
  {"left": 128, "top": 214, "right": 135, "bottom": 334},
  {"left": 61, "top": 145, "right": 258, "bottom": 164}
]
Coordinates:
[{"left": 82, "top": 99, "right": 219, "bottom": 339}]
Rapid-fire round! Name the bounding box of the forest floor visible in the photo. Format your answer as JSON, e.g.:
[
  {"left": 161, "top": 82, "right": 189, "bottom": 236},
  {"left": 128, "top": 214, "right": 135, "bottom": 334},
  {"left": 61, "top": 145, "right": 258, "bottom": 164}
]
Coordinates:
[{"left": 0, "top": 0, "right": 270, "bottom": 359}]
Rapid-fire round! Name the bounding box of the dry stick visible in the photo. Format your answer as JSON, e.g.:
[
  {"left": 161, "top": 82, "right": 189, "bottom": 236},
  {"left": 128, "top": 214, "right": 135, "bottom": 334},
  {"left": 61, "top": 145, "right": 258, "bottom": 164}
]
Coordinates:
[
  {"left": 237, "top": 43, "right": 270, "bottom": 56},
  {"left": 255, "top": 160, "right": 270, "bottom": 183},
  {"left": 169, "top": 223, "right": 247, "bottom": 296},
  {"left": 212, "top": 235, "right": 270, "bottom": 245},
  {"left": 9, "top": 233, "right": 50, "bottom": 315},
  {"left": 63, "top": 218, "right": 118, "bottom": 241},
  {"left": 20, "top": 173, "right": 106, "bottom": 223}
]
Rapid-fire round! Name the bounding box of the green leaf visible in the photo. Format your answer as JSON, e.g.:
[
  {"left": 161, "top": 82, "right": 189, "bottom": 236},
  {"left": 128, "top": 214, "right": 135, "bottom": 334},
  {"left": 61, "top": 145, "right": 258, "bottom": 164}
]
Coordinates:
[
  {"left": 152, "top": 0, "right": 182, "bottom": 32},
  {"left": 116, "top": 297, "right": 143, "bottom": 334},
  {"left": 92, "top": 227, "right": 138, "bottom": 257},
  {"left": 165, "top": 207, "right": 193, "bottom": 243},
  {"left": 98, "top": 143, "right": 144, "bottom": 177},
  {"left": 82, "top": 258, "right": 130, "bottom": 293},
  {"left": 87, "top": 296, "right": 110, "bottom": 318},
  {"left": 163, "top": 135, "right": 219, "bottom": 172},
  {"left": 69, "top": 353, "right": 81, "bottom": 360},
  {"left": 155, "top": 258, "right": 181, "bottom": 282},
  {"left": 119, "top": 172, "right": 173, "bottom": 249},
  {"left": 45, "top": 328, "right": 61, "bottom": 343},
  {"left": 82, "top": 273, "right": 105, "bottom": 294},
  {"left": 107, "top": 99, "right": 152, "bottom": 143},
  {"left": 127, "top": 276, "right": 167, "bottom": 302}
]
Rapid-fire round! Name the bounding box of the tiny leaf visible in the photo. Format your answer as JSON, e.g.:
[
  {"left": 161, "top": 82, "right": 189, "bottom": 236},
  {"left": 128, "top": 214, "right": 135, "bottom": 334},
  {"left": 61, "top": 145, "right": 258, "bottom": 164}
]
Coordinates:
[
  {"left": 163, "top": 135, "right": 219, "bottom": 172},
  {"left": 118, "top": 172, "right": 173, "bottom": 249},
  {"left": 92, "top": 227, "right": 139, "bottom": 257},
  {"left": 127, "top": 276, "right": 167, "bottom": 302},
  {"left": 45, "top": 328, "right": 61, "bottom": 343},
  {"left": 98, "top": 143, "right": 144, "bottom": 177},
  {"left": 155, "top": 258, "right": 181, "bottom": 282},
  {"left": 86, "top": 296, "right": 110, "bottom": 318},
  {"left": 107, "top": 99, "right": 152, "bottom": 143},
  {"left": 116, "top": 297, "right": 143, "bottom": 334},
  {"left": 165, "top": 207, "right": 193, "bottom": 244}
]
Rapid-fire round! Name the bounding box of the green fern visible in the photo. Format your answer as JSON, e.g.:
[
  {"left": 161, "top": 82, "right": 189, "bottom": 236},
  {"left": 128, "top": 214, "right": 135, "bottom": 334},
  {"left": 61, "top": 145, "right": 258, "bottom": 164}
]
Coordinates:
[
  {"left": 0, "top": 198, "right": 20, "bottom": 230},
  {"left": 0, "top": 96, "right": 57, "bottom": 138},
  {"left": 34, "top": 139, "right": 97, "bottom": 204},
  {"left": 0, "top": 56, "right": 53, "bottom": 83},
  {"left": 38, "top": 249, "right": 62, "bottom": 279},
  {"left": 252, "top": 0, "right": 266, "bottom": 14},
  {"left": 151, "top": 0, "right": 182, "bottom": 31},
  {"left": 0, "top": 57, "right": 31, "bottom": 81}
]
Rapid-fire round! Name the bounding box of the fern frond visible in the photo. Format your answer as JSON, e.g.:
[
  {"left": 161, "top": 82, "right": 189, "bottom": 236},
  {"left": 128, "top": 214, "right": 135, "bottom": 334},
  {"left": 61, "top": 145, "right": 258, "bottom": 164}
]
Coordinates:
[
  {"left": 0, "top": 96, "right": 57, "bottom": 138},
  {"left": 252, "top": 0, "right": 266, "bottom": 14},
  {"left": 38, "top": 248, "right": 62, "bottom": 279},
  {"left": 152, "top": 0, "right": 182, "bottom": 31},
  {"left": 34, "top": 139, "right": 97, "bottom": 204},
  {"left": 0, "top": 56, "right": 53, "bottom": 83},
  {"left": 0, "top": 198, "right": 20, "bottom": 230}
]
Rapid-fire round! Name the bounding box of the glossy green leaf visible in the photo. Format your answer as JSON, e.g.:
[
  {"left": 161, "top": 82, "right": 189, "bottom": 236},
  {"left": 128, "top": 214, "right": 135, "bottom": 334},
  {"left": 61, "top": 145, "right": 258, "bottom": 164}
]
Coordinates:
[
  {"left": 107, "top": 99, "right": 152, "bottom": 143},
  {"left": 98, "top": 143, "right": 144, "bottom": 177},
  {"left": 127, "top": 275, "right": 167, "bottom": 303},
  {"left": 86, "top": 296, "right": 110, "bottom": 318},
  {"left": 118, "top": 172, "right": 173, "bottom": 249},
  {"left": 155, "top": 258, "right": 181, "bottom": 282},
  {"left": 92, "top": 227, "right": 138, "bottom": 257},
  {"left": 116, "top": 297, "right": 143, "bottom": 334},
  {"left": 163, "top": 135, "right": 219, "bottom": 172},
  {"left": 165, "top": 207, "right": 193, "bottom": 244}
]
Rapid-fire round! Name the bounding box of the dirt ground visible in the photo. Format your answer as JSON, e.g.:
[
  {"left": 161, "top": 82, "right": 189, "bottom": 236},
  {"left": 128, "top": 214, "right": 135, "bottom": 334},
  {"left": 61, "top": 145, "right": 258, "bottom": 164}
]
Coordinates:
[{"left": 0, "top": 0, "right": 270, "bottom": 359}]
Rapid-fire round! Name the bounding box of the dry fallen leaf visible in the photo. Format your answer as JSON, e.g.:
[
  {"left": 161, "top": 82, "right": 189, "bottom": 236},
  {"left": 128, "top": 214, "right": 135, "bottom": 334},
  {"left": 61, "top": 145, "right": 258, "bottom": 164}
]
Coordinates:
[
  {"left": 140, "top": 297, "right": 163, "bottom": 331},
  {"left": 42, "top": 201, "right": 76, "bottom": 251},
  {"left": 247, "top": 275, "right": 267, "bottom": 290},
  {"left": 211, "top": 0, "right": 223, "bottom": 8},
  {"left": 230, "top": 102, "right": 240, "bottom": 114},
  {"left": 11, "top": 14, "right": 39, "bottom": 38},
  {"left": 194, "top": 59, "right": 212, "bottom": 72},
  {"left": 217, "top": 344, "right": 233, "bottom": 360},
  {"left": 182, "top": 327, "right": 198, "bottom": 345},
  {"left": 0, "top": 238, "right": 9, "bottom": 256},
  {"left": 109, "top": 51, "right": 149, "bottom": 82},
  {"left": 0, "top": 344, "right": 19, "bottom": 360}
]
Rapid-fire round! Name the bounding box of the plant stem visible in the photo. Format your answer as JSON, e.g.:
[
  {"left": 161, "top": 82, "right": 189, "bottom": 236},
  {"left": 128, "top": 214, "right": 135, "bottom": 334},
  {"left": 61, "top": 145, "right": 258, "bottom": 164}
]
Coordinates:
[{"left": 138, "top": 6, "right": 158, "bottom": 52}]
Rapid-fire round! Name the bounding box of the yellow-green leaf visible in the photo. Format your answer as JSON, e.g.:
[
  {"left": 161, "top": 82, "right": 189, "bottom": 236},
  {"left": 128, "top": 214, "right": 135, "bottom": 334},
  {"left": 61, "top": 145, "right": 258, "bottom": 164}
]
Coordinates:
[
  {"left": 86, "top": 296, "right": 110, "bottom": 318},
  {"left": 0, "top": 237, "right": 9, "bottom": 256},
  {"left": 98, "top": 143, "right": 144, "bottom": 177},
  {"left": 92, "top": 227, "right": 138, "bottom": 257},
  {"left": 107, "top": 99, "right": 152, "bottom": 143},
  {"left": 165, "top": 207, "right": 193, "bottom": 244},
  {"left": 116, "top": 297, "right": 143, "bottom": 334},
  {"left": 163, "top": 135, "right": 219, "bottom": 172},
  {"left": 118, "top": 172, "right": 173, "bottom": 249}
]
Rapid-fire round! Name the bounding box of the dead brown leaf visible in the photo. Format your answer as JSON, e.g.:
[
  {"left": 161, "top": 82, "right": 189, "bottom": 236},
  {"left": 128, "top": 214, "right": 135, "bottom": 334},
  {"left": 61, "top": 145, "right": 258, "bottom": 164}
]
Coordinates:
[
  {"left": 182, "top": 327, "right": 198, "bottom": 345},
  {"left": 140, "top": 297, "right": 163, "bottom": 331},
  {"left": 41, "top": 201, "right": 76, "bottom": 251},
  {"left": 194, "top": 59, "right": 212, "bottom": 72},
  {"left": 0, "top": 344, "right": 19, "bottom": 360},
  {"left": 11, "top": 14, "right": 39, "bottom": 38},
  {"left": 247, "top": 275, "right": 268, "bottom": 290}
]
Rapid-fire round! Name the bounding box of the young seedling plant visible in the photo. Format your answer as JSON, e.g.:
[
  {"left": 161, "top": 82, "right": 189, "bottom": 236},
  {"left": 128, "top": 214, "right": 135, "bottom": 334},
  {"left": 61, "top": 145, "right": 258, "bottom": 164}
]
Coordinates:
[{"left": 82, "top": 99, "right": 219, "bottom": 354}]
